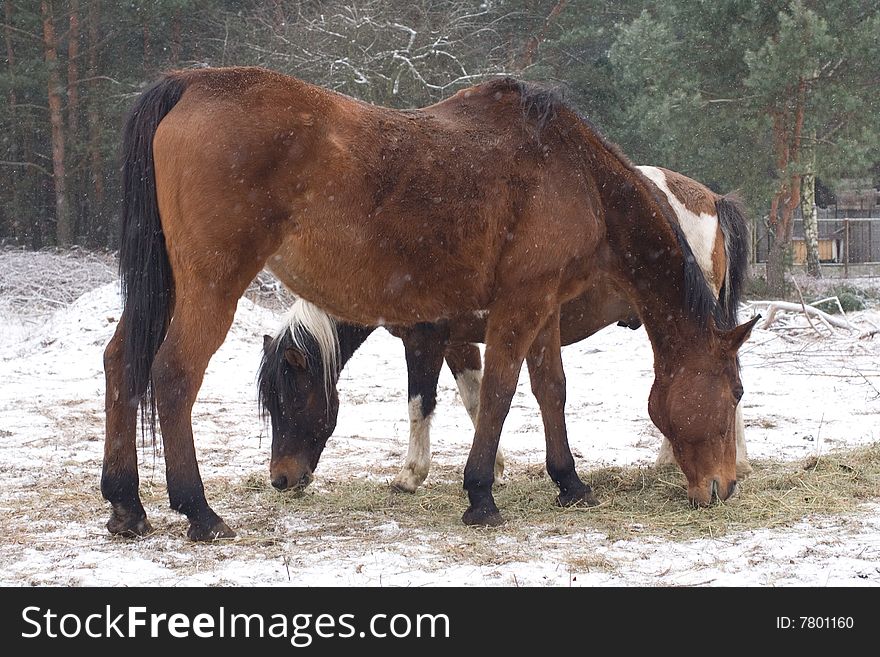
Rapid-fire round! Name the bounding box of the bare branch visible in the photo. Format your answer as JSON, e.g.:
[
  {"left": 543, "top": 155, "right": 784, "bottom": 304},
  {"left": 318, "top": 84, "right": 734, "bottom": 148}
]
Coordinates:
[{"left": 0, "top": 160, "right": 51, "bottom": 176}]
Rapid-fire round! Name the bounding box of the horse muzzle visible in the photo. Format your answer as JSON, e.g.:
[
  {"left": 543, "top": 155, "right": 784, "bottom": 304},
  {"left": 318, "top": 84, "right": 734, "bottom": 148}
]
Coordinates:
[
  {"left": 270, "top": 457, "right": 314, "bottom": 493},
  {"left": 688, "top": 477, "right": 738, "bottom": 507}
]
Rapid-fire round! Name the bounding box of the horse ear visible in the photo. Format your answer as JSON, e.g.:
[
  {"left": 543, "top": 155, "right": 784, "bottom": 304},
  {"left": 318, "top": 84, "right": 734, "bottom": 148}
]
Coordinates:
[
  {"left": 284, "top": 347, "right": 309, "bottom": 370},
  {"left": 262, "top": 334, "right": 274, "bottom": 354},
  {"left": 722, "top": 314, "right": 761, "bottom": 353}
]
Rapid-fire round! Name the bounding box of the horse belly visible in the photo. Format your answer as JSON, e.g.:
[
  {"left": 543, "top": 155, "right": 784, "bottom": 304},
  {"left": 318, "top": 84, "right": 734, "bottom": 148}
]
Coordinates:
[{"left": 267, "top": 232, "right": 490, "bottom": 326}]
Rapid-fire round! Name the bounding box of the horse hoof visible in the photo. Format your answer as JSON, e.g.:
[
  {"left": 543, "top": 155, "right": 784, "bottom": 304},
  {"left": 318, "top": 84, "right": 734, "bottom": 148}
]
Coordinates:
[
  {"left": 390, "top": 473, "right": 421, "bottom": 494},
  {"left": 736, "top": 461, "right": 753, "bottom": 479},
  {"left": 556, "top": 485, "right": 599, "bottom": 508},
  {"left": 462, "top": 504, "right": 505, "bottom": 527},
  {"left": 107, "top": 511, "right": 153, "bottom": 538},
  {"left": 187, "top": 518, "right": 236, "bottom": 542}
]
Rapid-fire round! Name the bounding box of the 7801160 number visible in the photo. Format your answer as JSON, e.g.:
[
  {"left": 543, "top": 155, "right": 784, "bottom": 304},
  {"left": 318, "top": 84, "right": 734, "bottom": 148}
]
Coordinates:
[{"left": 801, "top": 617, "right": 853, "bottom": 629}]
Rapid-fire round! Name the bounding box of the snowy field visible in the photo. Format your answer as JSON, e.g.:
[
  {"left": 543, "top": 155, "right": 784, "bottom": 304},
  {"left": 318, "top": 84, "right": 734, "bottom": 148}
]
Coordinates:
[{"left": 1, "top": 252, "right": 879, "bottom": 587}]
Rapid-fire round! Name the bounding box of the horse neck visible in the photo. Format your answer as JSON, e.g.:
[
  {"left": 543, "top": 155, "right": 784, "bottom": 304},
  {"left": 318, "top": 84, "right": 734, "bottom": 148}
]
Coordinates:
[
  {"left": 575, "top": 127, "right": 714, "bottom": 361},
  {"left": 335, "top": 323, "right": 376, "bottom": 374}
]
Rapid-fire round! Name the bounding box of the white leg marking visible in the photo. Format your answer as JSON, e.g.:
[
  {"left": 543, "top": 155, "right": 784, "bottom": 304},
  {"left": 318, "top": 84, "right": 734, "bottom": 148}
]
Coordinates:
[
  {"left": 455, "top": 368, "right": 482, "bottom": 426},
  {"left": 454, "top": 367, "right": 505, "bottom": 482},
  {"left": 734, "top": 404, "right": 752, "bottom": 478},
  {"left": 391, "top": 396, "right": 432, "bottom": 493},
  {"left": 655, "top": 436, "right": 677, "bottom": 467}
]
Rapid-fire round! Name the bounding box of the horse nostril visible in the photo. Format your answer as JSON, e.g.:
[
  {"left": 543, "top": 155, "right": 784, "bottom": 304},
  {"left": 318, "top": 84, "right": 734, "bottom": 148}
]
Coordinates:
[
  {"left": 271, "top": 475, "right": 288, "bottom": 491},
  {"left": 710, "top": 478, "right": 719, "bottom": 502},
  {"left": 727, "top": 480, "right": 737, "bottom": 498}
]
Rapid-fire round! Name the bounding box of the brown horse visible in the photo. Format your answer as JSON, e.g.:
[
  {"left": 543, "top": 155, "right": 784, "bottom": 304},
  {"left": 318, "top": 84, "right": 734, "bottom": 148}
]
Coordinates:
[
  {"left": 258, "top": 166, "right": 752, "bottom": 494},
  {"left": 105, "top": 66, "right": 756, "bottom": 540}
]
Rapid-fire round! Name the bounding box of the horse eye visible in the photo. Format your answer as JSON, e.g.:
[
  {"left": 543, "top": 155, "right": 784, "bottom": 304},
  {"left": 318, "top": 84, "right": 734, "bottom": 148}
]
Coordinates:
[{"left": 733, "top": 384, "right": 744, "bottom": 402}]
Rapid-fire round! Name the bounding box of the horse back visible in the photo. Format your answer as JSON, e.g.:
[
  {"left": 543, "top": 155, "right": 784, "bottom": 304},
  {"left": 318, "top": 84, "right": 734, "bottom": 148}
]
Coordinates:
[{"left": 153, "top": 67, "right": 602, "bottom": 325}]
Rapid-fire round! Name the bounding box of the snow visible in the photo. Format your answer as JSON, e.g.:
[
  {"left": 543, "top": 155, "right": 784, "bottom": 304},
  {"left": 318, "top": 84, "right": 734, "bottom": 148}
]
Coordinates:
[{"left": 1, "top": 275, "right": 879, "bottom": 587}]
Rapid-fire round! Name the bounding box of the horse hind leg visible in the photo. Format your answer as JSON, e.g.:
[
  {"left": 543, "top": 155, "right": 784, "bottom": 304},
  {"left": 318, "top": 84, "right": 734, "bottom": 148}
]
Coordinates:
[
  {"left": 102, "top": 316, "right": 152, "bottom": 537},
  {"left": 444, "top": 343, "right": 505, "bottom": 482},
  {"left": 151, "top": 285, "right": 242, "bottom": 541},
  {"left": 391, "top": 325, "right": 447, "bottom": 493},
  {"left": 526, "top": 310, "right": 598, "bottom": 509}
]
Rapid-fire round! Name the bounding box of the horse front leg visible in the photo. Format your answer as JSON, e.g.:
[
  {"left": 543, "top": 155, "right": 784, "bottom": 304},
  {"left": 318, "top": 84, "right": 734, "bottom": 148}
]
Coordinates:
[
  {"left": 102, "top": 316, "right": 152, "bottom": 537},
  {"left": 526, "top": 309, "right": 598, "bottom": 508},
  {"left": 444, "top": 343, "right": 505, "bottom": 482},
  {"left": 733, "top": 405, "right": 751, "bottom": 478},
  {"left": 391, "top": 324, "right": 447, "bottom": 493},
  {"left": 462, "top": 300, "right": 550, "bottom": 526}
]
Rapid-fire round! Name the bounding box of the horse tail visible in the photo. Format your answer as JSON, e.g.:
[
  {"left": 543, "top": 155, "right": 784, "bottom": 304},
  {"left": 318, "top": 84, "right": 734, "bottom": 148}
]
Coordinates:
[
  {"left": 715, "top": 193, "right": 750, "bottom": 330},
  {"left": 118, "top": 74, "right": 188, "bottom": 437}
]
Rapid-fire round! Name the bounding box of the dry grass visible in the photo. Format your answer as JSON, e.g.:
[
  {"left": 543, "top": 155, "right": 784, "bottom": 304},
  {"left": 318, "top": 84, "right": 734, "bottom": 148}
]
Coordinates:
[
  {"left": 3, "top": 444, "right": 877, "bottom": 581},
  {"left": 217, "top": 442, "right": 880, "bottom": 545}
]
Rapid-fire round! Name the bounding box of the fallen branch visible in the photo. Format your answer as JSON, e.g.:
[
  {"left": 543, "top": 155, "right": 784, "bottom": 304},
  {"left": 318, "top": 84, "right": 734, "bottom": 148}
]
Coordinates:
[
  {"left": 749, "top": 300, "right": 855, "bottom": 331},
  {"left": 809, "top": 296, "right": 851, "bottom": 320},
  {"left": 858, "top": 317, "right": 878, "bottom": 340},
  {"left": 791, "top": 278, "right": 828, "bottom": 337}
]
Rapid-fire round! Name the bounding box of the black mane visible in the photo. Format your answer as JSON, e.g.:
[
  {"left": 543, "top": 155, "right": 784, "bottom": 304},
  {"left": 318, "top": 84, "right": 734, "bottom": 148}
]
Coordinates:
[
  {"left": 501, "top": 77, "right": 720, "bottom": 329},
  {"left": 484, "top": 76, "right": 728, "bottom": 330},
  {"left": 257, "top": 328, "right": 320, "bottom": 424},
  {"left": 676, "top": 227, "right": 720, "bottom": 329},
  {"left": 715, "top": 194, "right": 751, "bottom": 330},
  {"left": 486, "top": 77, "right": 564, "bottom": 133}
]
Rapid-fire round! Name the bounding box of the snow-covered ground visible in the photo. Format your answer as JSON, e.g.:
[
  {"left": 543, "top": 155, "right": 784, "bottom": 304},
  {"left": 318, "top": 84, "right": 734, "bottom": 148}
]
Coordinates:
[{"left": 1, "top": 269, "right": 879, "bottom": 587}]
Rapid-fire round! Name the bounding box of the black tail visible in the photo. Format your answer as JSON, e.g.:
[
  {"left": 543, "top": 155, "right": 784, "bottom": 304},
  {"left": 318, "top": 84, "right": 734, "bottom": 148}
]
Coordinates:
[
  {"left": 715, "top": 194, "right": 750, "bottom": 330},
  {"left": 118, "top": 74, "right": 188, "bottom": 438}
]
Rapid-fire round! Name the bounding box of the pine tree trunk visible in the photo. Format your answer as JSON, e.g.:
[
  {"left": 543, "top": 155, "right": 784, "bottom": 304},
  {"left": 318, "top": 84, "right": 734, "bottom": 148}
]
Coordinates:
[
  {"left": 516, "top": 0, "right": 568, "bottom": 70},
  {"left": 68, "top": 0, "right": 82, "bottom": 241},
  {"left": 765, "top": 80, "right": 807, "bottom": 297},
  {"left": 170, "top": 8, "right": 181, "bottom": 65},
  {"left": 766, "top": 237, "right": 788, "bottom": 297},
  {"left": 143, "top": 15, "right": 151, "bottom": 74},
  {"left": 800, "top": 130, "right": 821, "bottom": 277},
  {"left": 766, "top": 195, "right": 793, "bottom": 297},
  {"left": 86, "top": 0, "right": 103, "bottom": 244},
  {"left": 3, "top": 0, "right": 21, "bottom": 242},
  {"left": 41, "top": 0, "right": 72, "bottom": 246},
  {"left": 68, "top": 0, "right": 80, "bottom": 137}
]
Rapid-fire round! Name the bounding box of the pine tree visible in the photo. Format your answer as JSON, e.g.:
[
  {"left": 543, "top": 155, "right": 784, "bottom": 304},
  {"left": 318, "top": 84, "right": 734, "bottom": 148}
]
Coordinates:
[{"left": 604, "top": 0, "right": 880, "bottom": 295}]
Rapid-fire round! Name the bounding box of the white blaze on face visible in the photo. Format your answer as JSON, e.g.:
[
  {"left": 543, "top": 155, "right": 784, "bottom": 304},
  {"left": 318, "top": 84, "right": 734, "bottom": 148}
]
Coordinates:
[{"left": 636, "top": 166, "right": 720, "bottom": 292}]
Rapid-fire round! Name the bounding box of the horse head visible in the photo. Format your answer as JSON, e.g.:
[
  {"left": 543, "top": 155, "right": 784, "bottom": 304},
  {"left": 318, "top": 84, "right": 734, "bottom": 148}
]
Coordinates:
[
  {"left": 647, "top": 315, "right": 759, "bottom": 505},
  {"left": 258, "top": 326, "right": 339, "bottom": 493}
]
